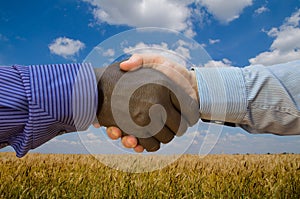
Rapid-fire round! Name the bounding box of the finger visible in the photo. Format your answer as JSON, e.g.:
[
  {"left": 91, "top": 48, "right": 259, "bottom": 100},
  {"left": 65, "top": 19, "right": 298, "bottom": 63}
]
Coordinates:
[
  {"left": 121, "top": 135, "right": 138, "bottom": 148},
  {"left": 120, "top": 54, "right": 144, "bottom": 71},
  {"left": 134, "top": 145, "right": 144, "bottom": 153},
  {"left": 121, "top": 54, "right": 187, "bottom": 76},
  {"left": 153, "top": 126, "right": 175, "bottom": 144},
  {"left": 138, "top": 137, "right": 160, "bottom": 152},
  {"left": 120, "top": 54, "right": 166, "bottom": 71},
  {"left": 106, "top": 127, "right": 122, "bottom": 140}
]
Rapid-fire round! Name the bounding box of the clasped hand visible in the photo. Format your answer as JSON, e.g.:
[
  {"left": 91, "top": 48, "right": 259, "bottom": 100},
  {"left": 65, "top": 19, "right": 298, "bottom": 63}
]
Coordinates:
[{"left": 93, "top": 54, "right": 199, "bottom": 152}]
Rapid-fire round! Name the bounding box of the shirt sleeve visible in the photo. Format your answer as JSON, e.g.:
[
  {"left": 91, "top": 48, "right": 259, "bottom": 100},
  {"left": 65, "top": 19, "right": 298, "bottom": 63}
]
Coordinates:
[
  {"left": 0, "top": 66, "right": 28, "bottom": 150},
  {"left": 1, "top": 63, "right": 98, "bottom": 157},
  {"left": 193, "top": 60, "right": 300, "bottom": 135}
]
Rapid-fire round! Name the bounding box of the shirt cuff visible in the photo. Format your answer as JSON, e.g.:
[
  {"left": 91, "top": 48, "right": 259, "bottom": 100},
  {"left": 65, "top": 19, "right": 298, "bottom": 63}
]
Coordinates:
[{"left": 193, "top": 67, "right": 248, "bottom": 124}]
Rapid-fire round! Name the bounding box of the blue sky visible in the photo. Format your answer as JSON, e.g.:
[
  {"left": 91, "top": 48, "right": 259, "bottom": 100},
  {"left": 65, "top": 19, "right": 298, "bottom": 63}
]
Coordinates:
[{"left": 1, "top": 0, "right": 300, "bottom": 155}]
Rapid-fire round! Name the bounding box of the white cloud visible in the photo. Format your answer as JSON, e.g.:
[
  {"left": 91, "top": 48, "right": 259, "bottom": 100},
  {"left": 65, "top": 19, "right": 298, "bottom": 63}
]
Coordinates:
[
  {"left": 102, "top": 48, "right": 115, "bottom": 57},
  {"left": 199, "top": 0, "right": 253, "bottom": 23},
  {"left": 49, "top": 138, "right": 80, "bottom": 146},
  {"left": 84, "top": 0, "right": 195, "bottom": 37},
  {"left": 222, "top": 58, "right": 232, "bottom": 65},
  {"left": 49, "top": 37, "right": 85, "bottom": 59},
  {"left": 190, "top": 4, "right": 211, "bottom": 28},
  {"left": 92, "top": 47, "right": 116, "bottom": 66},
  {"left": 123, "top": 42, "right": 169, "bottom": 54},
  {"left": 287, "top": 9, "right": 300, "bottom": 26},
  {"left": 209, "top": 38, "right": 220, "bottom": 44},
  {"left": 83, "top": 0, "right": 253, "bottom": 38},
  {"left": 254, "top": 6, "right": 269, "bottom": 15},
  {"left": 224, "top": 132, "right": 247, "bottom": 142},
  {"left": 184, "top": 26, "right": 197, "bottom": 38},
  {"left": 204, "top": 58, "right": 233, "bottom": 67},
  {"left": 250, "top": 9, "right": 300, "bottom": 65},
  {"left": 122, "top": 40, "right": 194, "bottom": 66},
  {"left": 200, "top": 43, "right": 207, "bottom": 48},
  {"left": 86, "top": 133, "right": 99, "bottom": 140}
]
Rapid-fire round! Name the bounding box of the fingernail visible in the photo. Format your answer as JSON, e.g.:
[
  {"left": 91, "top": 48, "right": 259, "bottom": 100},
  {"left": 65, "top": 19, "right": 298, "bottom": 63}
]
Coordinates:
[
  {"left": 126, "top": 138, "right": 136, "bottom": 147},
  {"left": 126, "top": 140, "right": 133, "bottom": 147},
  {"left": 122, "top": 137, "right": 133, "bottom": 148},
  {"left": 111, "top": 130, "right": 119, "bottom": 138},
  {"left": 107, "top": 127, "right": 112, "bottom": 134},
  {"left": 134, "top": 145, "right": 144, "bottom": 153}
]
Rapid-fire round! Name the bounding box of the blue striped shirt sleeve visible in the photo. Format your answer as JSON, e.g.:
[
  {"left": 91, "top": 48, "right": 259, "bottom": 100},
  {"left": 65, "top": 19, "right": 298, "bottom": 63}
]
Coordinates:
[
  {"left": 0, "top": 64, "right": 97, "bottom": 157},
  {"left": 193, "top": 60, "right": 300, "bottom": 135},
  {"left": 0, "top": 66, "right": 28, "bottom": 150}
]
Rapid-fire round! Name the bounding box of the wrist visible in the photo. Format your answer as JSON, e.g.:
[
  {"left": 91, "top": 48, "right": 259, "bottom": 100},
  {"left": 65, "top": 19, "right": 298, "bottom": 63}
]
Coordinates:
[
  {"left": 190, "top": 70, "right": 199, "bottom": 106},
  {"left": 93, "top": 67, "right": 106, "bottom": 82},
  {"left": 93, "top": 67, "right": 106, "bottom": 116}
]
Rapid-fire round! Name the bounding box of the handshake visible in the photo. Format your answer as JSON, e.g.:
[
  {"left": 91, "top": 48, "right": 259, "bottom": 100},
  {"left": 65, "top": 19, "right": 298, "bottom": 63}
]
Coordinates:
[
  {"left": 4, "top": 53, "right": 296, "bottom": 158},
  {"left": 94, "top": 54, "right": 200, "bottom": 153}
]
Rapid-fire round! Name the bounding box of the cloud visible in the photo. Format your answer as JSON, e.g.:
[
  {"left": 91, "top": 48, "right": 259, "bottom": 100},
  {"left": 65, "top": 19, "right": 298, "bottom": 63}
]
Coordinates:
[
  {"left": 83, "top": 0, "right": 253, "bottom": 37},
  {"left": 249, "top": 9, "right": 300, "bottom": 65},
  {"left": 204, "top": 58, "right": 233, "bottom": 67},
  {"left": 123, "top": 42, "right": 169, "bottom": 54},
  {"left": 50, "top": 138, "right": 79, "bottom": 146},
  {"left": 200, "top": 43, "right": 207, "bottom": 48},
  {"left": 199, "top": 0, "right": 253, "bottom": 23},
  {"left": 122, "top": 40, "right": 194, "bottom": 66},
  {"left": 102, "top": 48, "right": 115, "bottom": 57},
  {"left": 209, "top": 38, "right": 220, "bottom": 44},
  {"left": 254, "top": 6, "right": 269, "bottom": 15},
  {"left": 224, "top": 132, "right": 247, "bottom": 142},
  {"left": 184, "top": 23, "right": 197, "bottom": 38},
  {"left": 49, "top": 37, "right": 85, "bottom": 59},
  {"left": 84, "top": 0, "right": 195, "bottom": 36},
  {"left": 86, "top": 133, "right": 99, "bottom": 140},
  {"left": 190, "top": 4, "right": 211, "bottom": 28},
  {"left": 91, "top": 47, "right": 116, "bottom": 66},
  {"left": 185, "top": 124, "right": 300, "bottom": 154}
]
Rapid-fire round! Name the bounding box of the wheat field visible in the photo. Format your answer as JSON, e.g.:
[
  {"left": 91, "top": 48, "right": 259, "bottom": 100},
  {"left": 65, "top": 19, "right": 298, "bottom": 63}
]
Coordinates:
[{"left": 0, "top": 152, "right": 299, "bottom": 198}]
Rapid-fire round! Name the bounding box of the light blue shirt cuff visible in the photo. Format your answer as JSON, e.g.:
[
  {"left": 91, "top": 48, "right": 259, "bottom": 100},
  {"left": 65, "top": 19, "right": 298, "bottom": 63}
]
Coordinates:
[{"left": 193, "top": 67, "right": 248, "bottom": 123}]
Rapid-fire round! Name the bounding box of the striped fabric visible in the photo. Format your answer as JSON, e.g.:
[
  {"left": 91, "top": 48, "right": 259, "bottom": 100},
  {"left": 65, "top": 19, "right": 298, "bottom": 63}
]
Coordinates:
[
  {"left": 0, "top": 64, "right": 97, "bottom": 157},
  {"left": 194, "top": 60, "right": 300, "bottom": 135},
  {"left": 0, "top": 66, "right": 28, "bottom": 150}
]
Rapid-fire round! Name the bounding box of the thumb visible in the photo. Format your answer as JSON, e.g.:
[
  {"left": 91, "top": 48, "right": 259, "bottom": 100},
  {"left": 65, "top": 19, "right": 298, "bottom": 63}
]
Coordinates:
[{"left": 120, "top": 54, "right": 143, "bottom": 71}]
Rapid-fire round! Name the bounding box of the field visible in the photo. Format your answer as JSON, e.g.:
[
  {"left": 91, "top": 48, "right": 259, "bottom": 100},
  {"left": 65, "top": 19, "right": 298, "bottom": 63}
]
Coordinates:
[{"left": 0, "top": 153, "right": 299, "bottom": 198}]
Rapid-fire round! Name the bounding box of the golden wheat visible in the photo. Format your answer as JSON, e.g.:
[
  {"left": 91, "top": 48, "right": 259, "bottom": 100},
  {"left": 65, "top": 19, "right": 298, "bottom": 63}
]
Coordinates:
[{"left": 0, "top": 152, "right": 299, "bottom": 198}]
